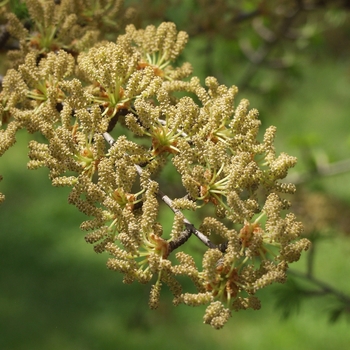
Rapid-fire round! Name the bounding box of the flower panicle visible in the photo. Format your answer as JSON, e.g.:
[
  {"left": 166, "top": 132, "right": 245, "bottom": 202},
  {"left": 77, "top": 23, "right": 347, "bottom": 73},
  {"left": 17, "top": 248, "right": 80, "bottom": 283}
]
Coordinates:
[{"left": 0, "top": 13, "right": 310, "bottom": 329}]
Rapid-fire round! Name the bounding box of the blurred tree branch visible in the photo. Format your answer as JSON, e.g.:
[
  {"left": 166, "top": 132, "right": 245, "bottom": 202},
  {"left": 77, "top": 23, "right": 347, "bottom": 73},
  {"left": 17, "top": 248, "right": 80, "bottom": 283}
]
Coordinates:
[
  {"left": 288, "top": 269, "right": 350, "bottom": 304},
  {"left": 288, "top": 157, "right": 350, "bottom": 184},
  {"left": 238, "top": 1, "right": 304, "bottom": 89}
]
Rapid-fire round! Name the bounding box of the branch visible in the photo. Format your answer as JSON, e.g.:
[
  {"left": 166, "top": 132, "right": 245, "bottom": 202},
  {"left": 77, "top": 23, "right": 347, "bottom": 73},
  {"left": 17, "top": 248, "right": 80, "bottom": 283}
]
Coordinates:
[
  {"left": 288, "top": 269, "right": 350, "bottom": 305},
  {"left": 287, "top": 157, "right": 350, "bottom": 185},
  {"left": 238, "top": 2, "right": 304, "bottom": 90},
  {"left": 154, "top": 185, "right": 218, "bottom": 250},
  {"left": 103, "top": 131, "right": 117, "bottom": 147},
  {"left": 103, "top": 132, "right": 226, "bottom": 252},
  {"left": 233, "top": 9, "right": 261, "bottom": 24}
]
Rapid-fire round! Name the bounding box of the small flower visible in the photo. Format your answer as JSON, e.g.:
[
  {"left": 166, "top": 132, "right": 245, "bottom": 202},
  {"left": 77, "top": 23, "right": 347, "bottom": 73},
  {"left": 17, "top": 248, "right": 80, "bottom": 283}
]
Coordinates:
[
  {"left": 203, "top": 301, "right": 231, "bottom": 329},
  {"left": 123, "top": 22, "right": 189, "bottom": 80}
]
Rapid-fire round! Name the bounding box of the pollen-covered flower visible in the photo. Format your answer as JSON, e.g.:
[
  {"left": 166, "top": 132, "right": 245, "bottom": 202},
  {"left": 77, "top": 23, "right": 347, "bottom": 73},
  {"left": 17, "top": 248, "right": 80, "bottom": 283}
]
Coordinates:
[
  {"left": 0, "top": 11, "right": 310, "bottom": 330},
  {"left": 122, "top": 22, "right": 191, "bottom": 80}
]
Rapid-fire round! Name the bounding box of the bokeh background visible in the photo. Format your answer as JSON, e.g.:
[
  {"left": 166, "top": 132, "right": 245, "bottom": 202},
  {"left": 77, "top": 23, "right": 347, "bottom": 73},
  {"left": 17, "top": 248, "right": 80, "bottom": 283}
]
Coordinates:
[{"left": 1, "top": 1, "right": 350, "bottom": 349}]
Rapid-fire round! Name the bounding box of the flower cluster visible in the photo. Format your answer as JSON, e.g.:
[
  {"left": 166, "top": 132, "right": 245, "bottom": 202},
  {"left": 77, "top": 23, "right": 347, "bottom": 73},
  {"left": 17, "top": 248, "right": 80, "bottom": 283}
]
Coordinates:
[
  {"left": 0, "top": 1, "right": 309, "bottom": 329},
  {"left": 4, "top": 0, "right": 133, "bottom": 67}
]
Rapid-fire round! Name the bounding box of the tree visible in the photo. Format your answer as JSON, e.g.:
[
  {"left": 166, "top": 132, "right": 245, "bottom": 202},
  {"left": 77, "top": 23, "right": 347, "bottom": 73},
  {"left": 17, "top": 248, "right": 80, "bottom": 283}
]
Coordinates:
[{"left": 2, "top": 0, "right": 347, "bottom": 330}]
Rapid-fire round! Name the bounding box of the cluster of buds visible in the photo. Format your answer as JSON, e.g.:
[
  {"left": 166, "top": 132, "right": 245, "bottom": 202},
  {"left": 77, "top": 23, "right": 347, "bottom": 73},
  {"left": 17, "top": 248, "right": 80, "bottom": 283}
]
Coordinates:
[{"left": 0, "top": 0, "right": 309, "bottom": 329}]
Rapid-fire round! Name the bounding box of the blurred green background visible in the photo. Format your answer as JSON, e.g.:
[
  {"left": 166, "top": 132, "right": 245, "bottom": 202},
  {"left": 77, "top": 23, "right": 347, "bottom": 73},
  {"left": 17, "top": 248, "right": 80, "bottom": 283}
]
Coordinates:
[{"left": 1, "top": 1, "right": 350, "bottom": 349}]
